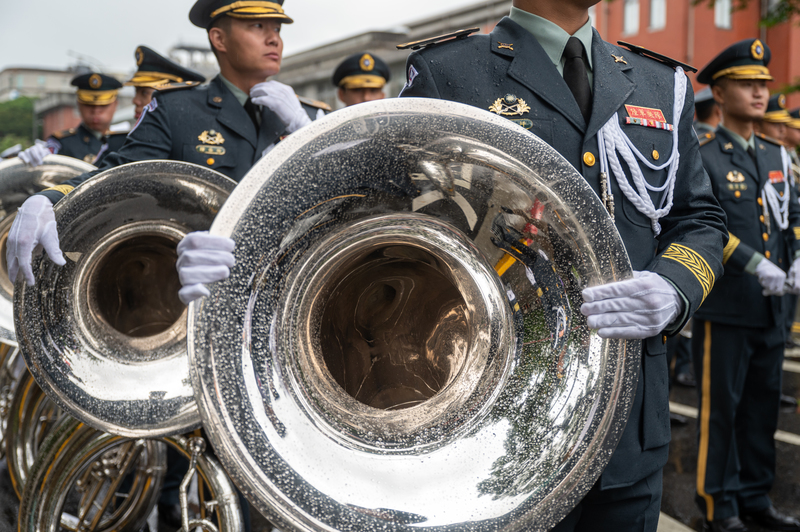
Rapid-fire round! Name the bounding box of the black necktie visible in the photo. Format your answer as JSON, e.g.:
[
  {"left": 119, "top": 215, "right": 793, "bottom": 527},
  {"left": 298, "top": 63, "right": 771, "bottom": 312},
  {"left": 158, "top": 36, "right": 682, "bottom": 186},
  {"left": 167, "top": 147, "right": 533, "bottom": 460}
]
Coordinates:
[
  {"left": 244, "top": 97, "right": 260, "bottom": 129},
  {"left": 563, "top": 37, "right": 592, "bottom": 124},
  {"left": 747, "top": 146, "right": 757, "bottom": 162}
]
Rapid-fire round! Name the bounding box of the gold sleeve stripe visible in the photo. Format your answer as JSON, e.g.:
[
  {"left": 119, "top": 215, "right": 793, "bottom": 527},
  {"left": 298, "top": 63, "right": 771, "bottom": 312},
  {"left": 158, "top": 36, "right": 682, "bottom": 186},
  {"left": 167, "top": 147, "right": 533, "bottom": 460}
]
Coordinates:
[
  {"left": 662, "top": 244, "right": 714, "bottom": 302},
  {"left": 794, "top": 227, "right": 800, "bottom": 241},
  {"left": 722, "top": 233, "right": 741, "bottom": 265},
  {"left": 43, "top": 185, "right": 75, "bottom": 196}
]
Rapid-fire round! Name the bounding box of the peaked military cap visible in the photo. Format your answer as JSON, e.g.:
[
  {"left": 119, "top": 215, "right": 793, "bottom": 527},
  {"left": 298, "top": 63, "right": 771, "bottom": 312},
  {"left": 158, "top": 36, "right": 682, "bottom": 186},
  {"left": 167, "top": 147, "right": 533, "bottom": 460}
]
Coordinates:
[
  {"left": 787, "top": 107, "right": 800, "bottom": 130},
  {"left": 697, "top": 39, "right": 773, "bottom": 85},
  {"left": 71, "top": 73, "right": 122, "bottom": 106},
  {"left": 332, "top": 52, "right": 391, "bottom": 90},
  {"left": 189, "top": 0, "right": 293, "bottom": 29},
  {"left": 126, "top": 46, "right": 206, "bottom": 89},
  {"left": 762, "top": 94, "right": 792, "bottom": 123}
]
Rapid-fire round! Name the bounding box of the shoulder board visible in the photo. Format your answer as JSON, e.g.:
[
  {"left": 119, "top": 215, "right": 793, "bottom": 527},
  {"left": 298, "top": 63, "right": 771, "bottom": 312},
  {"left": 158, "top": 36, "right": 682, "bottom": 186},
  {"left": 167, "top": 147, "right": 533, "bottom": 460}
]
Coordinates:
[
  {"left": 617, "top": 41, "right": 697, "bottom": 73},
  {"left": 755, "top": 132, "right": 783, "bottom": 146},
  {"left": 698, "top": 131, "right": 715, "bottom": 147},
  {"left": 397, "top": 28, "right": 479, "bottom": 51},
  {"left": 52, "top": 128, "right": 77, "bottom": 140},
  {"left": 153, "top": 80, "right": 203, "bottom": 92},
  {"left": 298, "top": 95, "right": 332, "bottom": 112}
]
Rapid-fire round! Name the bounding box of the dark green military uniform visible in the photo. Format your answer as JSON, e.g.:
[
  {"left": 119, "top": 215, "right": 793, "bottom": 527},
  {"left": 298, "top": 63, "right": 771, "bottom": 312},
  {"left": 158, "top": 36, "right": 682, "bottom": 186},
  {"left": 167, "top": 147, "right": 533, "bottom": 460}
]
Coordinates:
[
  {"left": 45, "top": 73, "right": 126, "bottom": 164},
  {"left": 46, "top": 124, "right": 127, "bottom": 164},
  {"left": 691, "top": 39, "right": 800, "bottom": 529},
  {"left": 39, "top": 75, "right": 327, "bottom": 204},
  {"left": 399, "top": 12, "right": 727, "bottom": 531}
]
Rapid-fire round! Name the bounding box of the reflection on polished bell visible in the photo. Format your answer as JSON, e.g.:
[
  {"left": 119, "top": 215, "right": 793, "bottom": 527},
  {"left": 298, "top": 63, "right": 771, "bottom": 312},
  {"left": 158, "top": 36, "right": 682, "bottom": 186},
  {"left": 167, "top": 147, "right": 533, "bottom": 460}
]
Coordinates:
[{"left": 190, "top": 99, "right": 639, "bottom": 530}]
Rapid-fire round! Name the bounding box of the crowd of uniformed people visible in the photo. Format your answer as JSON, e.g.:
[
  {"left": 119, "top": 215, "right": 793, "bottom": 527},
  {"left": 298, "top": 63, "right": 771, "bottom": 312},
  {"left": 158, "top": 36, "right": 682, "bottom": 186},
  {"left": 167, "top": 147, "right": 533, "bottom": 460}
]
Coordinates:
[{"left": 3, "top": 0, "right": 800, "bottom": 531}]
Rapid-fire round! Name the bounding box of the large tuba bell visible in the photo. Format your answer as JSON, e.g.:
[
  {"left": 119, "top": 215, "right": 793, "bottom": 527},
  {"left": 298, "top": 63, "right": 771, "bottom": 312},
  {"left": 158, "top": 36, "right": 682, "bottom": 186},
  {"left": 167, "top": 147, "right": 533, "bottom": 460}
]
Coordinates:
[
  {"left": 0, "top": 155, "right": 96, "bottom": 344},
  {"left": 189, "top": 99, "right": 639, "bottom": 531},
  {"left": 15, "top": 160, "right": 236, "bottom": 437}
]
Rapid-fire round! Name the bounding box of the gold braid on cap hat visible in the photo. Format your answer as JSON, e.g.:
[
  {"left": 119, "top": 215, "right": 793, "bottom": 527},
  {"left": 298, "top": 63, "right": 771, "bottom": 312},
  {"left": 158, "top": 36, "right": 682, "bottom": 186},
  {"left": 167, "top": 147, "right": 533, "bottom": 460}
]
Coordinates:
[{"left": 211, "top": 1, "right": 292, "bottom": 21}]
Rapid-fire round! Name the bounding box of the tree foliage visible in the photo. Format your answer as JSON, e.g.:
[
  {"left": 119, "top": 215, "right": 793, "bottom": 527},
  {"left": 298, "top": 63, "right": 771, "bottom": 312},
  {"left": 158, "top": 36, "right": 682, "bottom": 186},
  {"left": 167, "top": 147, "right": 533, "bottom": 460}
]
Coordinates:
[{"left": 0, "top": 97, "right": 35, "bottom": 145}]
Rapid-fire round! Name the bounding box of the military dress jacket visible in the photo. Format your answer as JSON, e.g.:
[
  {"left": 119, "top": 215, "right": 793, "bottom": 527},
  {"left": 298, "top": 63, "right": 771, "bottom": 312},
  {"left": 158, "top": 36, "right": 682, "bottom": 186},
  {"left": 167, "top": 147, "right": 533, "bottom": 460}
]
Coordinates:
[
  {"left": 45, "top": 123, "right": 128, "bottom": 164},
  {"left": 694, "top": 129, "right": 800, "bottom": 328},
  {"left": 399, "top": 17, "right": 727, "bottom": 489},
  {"left": 40, "top": 76, "right": 323, "bottom": 204}
]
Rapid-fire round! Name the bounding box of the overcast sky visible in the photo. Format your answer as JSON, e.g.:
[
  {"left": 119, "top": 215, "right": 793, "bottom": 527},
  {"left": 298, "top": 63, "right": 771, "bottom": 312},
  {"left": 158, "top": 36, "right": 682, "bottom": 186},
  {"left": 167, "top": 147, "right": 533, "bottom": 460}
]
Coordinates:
[{"left": 0, "top": 0, "right": 484, "bottom": 75}]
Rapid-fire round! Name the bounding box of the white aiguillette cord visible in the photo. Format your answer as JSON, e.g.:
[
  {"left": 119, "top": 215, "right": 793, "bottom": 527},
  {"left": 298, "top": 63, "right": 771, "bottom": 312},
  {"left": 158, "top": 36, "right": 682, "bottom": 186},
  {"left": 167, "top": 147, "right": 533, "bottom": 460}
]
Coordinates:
[
  {"left": 597, "top": 67, "right": 687, "bottom": 236},
  {"left": 762, "top": 145, "right": 791, "bottom": 232}
]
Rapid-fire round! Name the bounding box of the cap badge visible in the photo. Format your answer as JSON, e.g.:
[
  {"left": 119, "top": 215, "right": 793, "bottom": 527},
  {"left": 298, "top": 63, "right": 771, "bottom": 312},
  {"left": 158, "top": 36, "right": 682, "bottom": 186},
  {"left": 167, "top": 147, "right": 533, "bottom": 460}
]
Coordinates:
[
  {"left": 751, "top": 39, "right": 765, "bottom": 61},
  {"left": 89, "top": 74, "right": 102, "bottom": 89},
  {"left": 497, "top": 42, "right": 514, "bottom": 51},
  {"left": 779, "top": 94, "right": 787, "bottom": 109},
  {"left": 726, "top": 171, "right": 745, "bottom": 183},
  {"left": 489, "top": 95, "right": 530, "bottom": 116},
  {"left": 360, "top": 54, "right": 375, "bottom": 72},
  {"left": 135, "top": 47, "right": 144, "bottom": 66},
  {"left": 612, "top": 54, "right": 627, "bottom": 64},
  {"left": 198, "top": 130, "right": 225, "bottom": 145}
]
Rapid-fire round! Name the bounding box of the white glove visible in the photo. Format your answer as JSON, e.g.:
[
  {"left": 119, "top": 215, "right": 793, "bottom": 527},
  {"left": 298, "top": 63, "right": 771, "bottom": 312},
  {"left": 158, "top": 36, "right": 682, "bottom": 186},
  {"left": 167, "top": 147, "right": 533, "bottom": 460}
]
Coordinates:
[
  {"left": 581, "top": 270, "right": 683, "bottom": 339},
  {"left": 7, "top": 195, "right": 65, "bottom": 286},
  {"left": 176, "top": 231, "right": 235, "bottom": 305},
  {"left": 250, "top": 80, "right": 311, "bottom": 134},
  {"left": 787, "top": 260, "right": 800, "bottom": 296},
  {"left": 17, "top": 140, "right": 51, "bottom": 167},
  {"left": 755, "top": 257, "right": 787, "bottom": 296}
]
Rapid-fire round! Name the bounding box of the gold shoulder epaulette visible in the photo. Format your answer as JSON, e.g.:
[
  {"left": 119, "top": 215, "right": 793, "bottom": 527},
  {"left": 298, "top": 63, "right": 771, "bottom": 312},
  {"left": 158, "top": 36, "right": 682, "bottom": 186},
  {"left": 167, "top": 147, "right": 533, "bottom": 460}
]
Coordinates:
[
  {"left": 617, "top": 41, "right": 697, "bottom": 73},
  {"left": 699, "top": 131, "right": 715, "bottom": 147},
  {"left": 755, "top": 131, "right": 782, "bottom": 146},
  {"left": 52, "top": 128, "right": 76, "bottom": 140},
  {"left": 397, "top": 28, "right": 479, "bottom": 51},
  {"left": 297, "top": 96, "right": 332, "bottom": 112}
]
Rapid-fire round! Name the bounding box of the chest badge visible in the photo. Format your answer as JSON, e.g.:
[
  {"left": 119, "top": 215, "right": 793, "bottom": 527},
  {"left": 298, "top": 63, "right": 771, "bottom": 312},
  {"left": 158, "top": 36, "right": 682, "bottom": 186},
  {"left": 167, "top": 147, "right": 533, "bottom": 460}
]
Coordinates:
[
  {"left": 769, "top": 170, "right": 785, "bottom": 184},
  {"left": 197, "top": 129, "right": 226, "bottom": 156},
  {"left": 726, "top": 171, "right": 746, "bottom": 183},
  {"left": 489, "top": 94, "right": 530, "bottom": 116},
  {"left": 198, "top": 130, "right": 225, "bottom": 145}
]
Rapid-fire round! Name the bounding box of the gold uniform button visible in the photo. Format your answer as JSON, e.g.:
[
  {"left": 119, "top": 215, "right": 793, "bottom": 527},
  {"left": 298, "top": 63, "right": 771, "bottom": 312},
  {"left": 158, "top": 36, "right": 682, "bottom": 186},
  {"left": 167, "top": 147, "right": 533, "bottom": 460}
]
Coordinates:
[
  {"left": 583, "top": 152, "right": 596, "bottom": 166},
  {"left": 758, "top": 197, "right": 764, "bottom": 206},
  {"left": 763, "top": 233, "right": 769, "bottom": 241},
  {"left": 207, "top": 158, "right": 215, "bottom": 165},
  {"left": 760, "top": 215, "right": 765, "bottom": 223},
  {"left": 735, "top": 191, "right": 741, "bottom": 198},
  {"left": 652, "top": 150, "right": 660, "bottom": 161},
  {"left": 765, "top": 251, "right": 771, "bottom": 259}
]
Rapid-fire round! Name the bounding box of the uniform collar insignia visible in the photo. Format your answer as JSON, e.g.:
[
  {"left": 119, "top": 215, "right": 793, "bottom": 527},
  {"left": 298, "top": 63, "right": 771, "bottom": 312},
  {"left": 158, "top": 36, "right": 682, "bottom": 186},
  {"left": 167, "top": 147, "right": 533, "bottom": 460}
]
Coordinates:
[
  {"left": 489, "top": 94, "right": 530, "bottom": 116},
  {"left": 723, "top": 142, "right": 734, "bottom": 151},
  {"left": 498, "top": 42, "right": 514, "bottom": 51},
  {"left": 199, "top": 130, "right": 225, "bottom": 145},
  {"left": 611, "top": 54, "right": 627, "bottom": 64}
]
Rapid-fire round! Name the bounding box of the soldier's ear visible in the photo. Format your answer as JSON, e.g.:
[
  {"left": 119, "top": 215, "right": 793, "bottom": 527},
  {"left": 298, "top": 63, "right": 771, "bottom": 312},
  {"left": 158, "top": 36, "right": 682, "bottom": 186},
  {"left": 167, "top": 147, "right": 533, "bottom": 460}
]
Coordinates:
[
  {"left": 711, "top": 83, "right": 726, "bottom": 107},
  {"left": 209, "top": 27, "right": 228, "bottom": 55}
]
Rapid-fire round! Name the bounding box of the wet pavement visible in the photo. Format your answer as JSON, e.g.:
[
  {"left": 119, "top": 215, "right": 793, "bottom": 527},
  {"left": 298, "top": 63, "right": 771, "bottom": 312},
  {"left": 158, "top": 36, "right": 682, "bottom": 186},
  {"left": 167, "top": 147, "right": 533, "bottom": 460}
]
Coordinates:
[{"left": 1, "top": 354, "right": 798, "bottom": 532}]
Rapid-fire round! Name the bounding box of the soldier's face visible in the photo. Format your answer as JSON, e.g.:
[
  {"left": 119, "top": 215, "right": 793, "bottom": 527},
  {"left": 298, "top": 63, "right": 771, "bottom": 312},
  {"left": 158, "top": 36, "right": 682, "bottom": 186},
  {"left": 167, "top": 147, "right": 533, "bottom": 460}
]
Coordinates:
[
  {"left": 712, "top": 79, "right": 769, "bottom": 121},
  {"left": 78, "top": 101, "right": 118, "bottom": 133},
  {"left": 132, "top": 87, "right": 155, "bottom": 121},
  {"left": 338, "top": 87, "right": 386, "bottom": 107},
  {"left": 224, "top": 18, "right": 283, "bottom": 78},
  {"left": 756, "top": 121, "right": 786, "bottom": 143},
  {"left": 784, "top": 127, "right": 800, "bottom": 149}
]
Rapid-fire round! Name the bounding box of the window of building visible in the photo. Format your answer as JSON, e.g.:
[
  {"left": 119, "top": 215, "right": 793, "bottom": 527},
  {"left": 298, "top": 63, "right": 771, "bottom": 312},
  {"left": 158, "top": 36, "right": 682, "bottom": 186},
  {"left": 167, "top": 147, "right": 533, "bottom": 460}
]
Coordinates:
[
  {"left": 624, "top": 0, "right": 640, "bottom": 35},
  {"left": 37, "top": 75, "right": 45, "bottom": 87},
  {"left": 650, "top": 0, "right": 666, "bottom": 30},
  {"left": 16, "top": 75, "right": 24, "bottom": 88},
  {"left": 715, "top": 0, "right": 732, "bottom": 29}
]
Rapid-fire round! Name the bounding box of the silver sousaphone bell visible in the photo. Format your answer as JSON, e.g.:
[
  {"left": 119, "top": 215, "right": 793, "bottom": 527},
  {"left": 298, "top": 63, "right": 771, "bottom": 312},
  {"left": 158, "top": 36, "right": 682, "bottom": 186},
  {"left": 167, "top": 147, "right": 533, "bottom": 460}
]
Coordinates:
[
  {"left": 15, "top": 160, "right": 236, "bottom": 437},
  {"left": 0, "top": 155, "right": 96, "bottom": 345},
  {"left": 189, "top": 99, "right": 639, "bottom": 531}
]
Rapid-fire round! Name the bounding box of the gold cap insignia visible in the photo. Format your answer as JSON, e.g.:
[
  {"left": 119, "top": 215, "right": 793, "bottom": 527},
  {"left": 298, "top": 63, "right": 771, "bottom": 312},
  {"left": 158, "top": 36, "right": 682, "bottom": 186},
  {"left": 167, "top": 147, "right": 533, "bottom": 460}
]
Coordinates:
[
  {"left": 135, "top": 47, "right": 144, "bottom": 66},
  {"left": 360, "top": 54, "right": 375, "bottom": 72},
  {"left": 779, "top": 94, "right": 787, "bottom": 109},
  {"left": 489, "top": 94, "right": 530, "bottom": 117},
  {"left": 89, "top": 74, "right": 102, "bottom": 89},
  {"left": 198, "top": 130, "right": 225, "bottom": 145},
  {"left": 751, "top": 39, "right": 765, "bottom": 61},
  {"left": 726, "top": 171, "right": 745, "bottom": 183}
]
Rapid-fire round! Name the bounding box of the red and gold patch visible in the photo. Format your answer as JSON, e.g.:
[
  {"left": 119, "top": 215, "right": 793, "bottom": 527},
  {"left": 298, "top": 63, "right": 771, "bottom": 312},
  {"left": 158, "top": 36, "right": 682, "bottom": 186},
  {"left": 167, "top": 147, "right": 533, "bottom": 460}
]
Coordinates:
[
  {"left": 625, "top": 105, "right": 667, "bottom": 122},
  {"left": 769, "top": 170, "right": 785, "bottom": 184}
]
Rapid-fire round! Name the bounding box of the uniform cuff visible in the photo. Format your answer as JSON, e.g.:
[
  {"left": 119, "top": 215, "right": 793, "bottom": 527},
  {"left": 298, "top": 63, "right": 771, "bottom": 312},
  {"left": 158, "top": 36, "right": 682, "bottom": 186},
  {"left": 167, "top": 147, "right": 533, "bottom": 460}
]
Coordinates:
[{"left": 744, "top": 253, "right": 765, "bottom": 275}]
